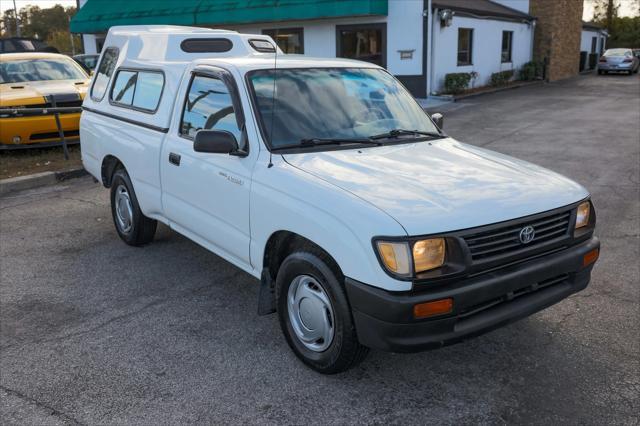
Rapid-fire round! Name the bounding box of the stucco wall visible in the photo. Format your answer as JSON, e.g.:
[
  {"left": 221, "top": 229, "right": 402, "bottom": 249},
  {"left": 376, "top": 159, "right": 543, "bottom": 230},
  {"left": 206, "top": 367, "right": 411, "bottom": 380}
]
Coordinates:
[
  {"left": 230, "top": 0, "right": 424, "bottom": 77},
  {"left": 430, "top": 15, "right": 533, "bottom": 93},
  {"left": 581, "top": 29, "right": 606, "bottom": 55}
]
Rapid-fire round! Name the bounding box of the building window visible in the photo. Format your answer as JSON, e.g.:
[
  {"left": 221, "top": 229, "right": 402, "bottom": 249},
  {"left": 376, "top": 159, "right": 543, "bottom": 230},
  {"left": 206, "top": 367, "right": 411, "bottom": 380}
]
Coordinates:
[
  {"left": 457, "top": 28, "right": 473, "bottom": 66},
  {"left": 262, "top": 28, "right": 304, "bottom": 54},
  {"left": 599, "top": 38, "right": 605, "bottom": 54},
  {"left": 501, "top": 31, "right": 513, "bottom": 63},
  {"left": 336, "top": 24, "right": 386, "bottom": 67},
  {"left": 591, "top": 37, "right": 597, "bottom": 53}
]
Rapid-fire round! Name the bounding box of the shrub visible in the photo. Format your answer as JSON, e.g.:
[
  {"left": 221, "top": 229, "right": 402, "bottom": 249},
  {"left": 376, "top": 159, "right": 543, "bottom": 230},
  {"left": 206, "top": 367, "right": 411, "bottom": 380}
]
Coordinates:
[
  {"left": 519, "top": 61, "right": 543, "bottom": 81},
  {"left": 490, "top": 70, "right": 515, "bottom": 86},
  {"left": 444, "top": 72, "right": 472, "bottom": 94}
]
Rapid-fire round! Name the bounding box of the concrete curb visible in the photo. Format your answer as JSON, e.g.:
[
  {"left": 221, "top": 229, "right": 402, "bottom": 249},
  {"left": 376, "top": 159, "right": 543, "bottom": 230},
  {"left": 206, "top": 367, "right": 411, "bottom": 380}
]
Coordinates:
[
  {"left": 0, "top": 167, "right": 88, "bottom": 196},
  {"left": 452, "top": 80, "right": 543, "bottom": 102}
]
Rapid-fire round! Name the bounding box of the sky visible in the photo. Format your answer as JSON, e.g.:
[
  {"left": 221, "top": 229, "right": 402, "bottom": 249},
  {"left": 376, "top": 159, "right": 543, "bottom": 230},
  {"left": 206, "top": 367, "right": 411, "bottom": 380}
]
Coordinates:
[{"left": 1, "top": 0, "right": 639, "bottom": 20}]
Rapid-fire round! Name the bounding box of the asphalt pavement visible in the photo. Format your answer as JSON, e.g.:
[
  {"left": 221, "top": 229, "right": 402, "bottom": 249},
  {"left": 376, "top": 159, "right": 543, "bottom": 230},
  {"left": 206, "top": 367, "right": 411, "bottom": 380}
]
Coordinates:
[{"left": 1, "top": 73, "right": 638, "bottom": 425}]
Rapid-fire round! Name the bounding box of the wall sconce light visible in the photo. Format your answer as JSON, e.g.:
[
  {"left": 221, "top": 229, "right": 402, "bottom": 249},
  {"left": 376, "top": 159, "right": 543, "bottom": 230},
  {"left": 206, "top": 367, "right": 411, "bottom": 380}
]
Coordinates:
[{"left": 439, "top": 9, "right": 454, "bottom": 27}]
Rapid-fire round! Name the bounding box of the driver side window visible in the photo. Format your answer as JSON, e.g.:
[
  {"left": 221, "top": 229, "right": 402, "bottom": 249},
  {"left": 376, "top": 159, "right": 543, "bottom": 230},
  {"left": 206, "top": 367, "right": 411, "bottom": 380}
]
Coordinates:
[{"left": 180, "top": 75, "right": 242, "bottom": 143}]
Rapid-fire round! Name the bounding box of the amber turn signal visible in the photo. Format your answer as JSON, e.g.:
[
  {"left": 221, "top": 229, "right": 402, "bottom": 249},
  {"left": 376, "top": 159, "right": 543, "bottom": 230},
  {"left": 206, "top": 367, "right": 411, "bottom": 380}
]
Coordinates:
[
  {"left": 583, "top": 248, "right": 599, "bottom": 267},
  {"left": 413, "top": 298, "right": 453, "bottom": 319}
]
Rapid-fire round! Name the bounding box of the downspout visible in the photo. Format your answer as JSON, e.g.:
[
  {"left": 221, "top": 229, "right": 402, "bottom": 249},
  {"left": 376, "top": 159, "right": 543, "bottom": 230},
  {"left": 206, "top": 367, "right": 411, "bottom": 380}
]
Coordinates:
[
  {"left": 429, "top": 5, "right": 437, "bottom": 96},
  {"left": 529, "top": 19, "right": 536, "bottom": 64},
  {"left": 423, "top": 0, "right": 431, "bottom": 98}
]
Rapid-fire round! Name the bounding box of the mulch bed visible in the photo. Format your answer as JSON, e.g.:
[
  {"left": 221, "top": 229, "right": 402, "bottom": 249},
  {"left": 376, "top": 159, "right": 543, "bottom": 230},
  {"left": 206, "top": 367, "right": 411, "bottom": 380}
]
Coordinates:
[{"left": 0, "top": 145, "right": 82, "bottom": 180}]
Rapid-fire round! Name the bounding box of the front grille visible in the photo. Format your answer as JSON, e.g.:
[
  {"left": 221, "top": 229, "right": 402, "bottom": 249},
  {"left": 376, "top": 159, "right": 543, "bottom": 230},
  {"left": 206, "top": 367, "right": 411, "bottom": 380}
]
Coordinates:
[
  {"left": 463, "top": 210, "right": 571, "bottom": 261},
  {"left": 458, "top": 274, "right": 569, "bottom": 319},
  {"left": 24, "top": 99, "right": 83, "bottom": 111},
  {"left": 30, "top": 129, "right": 79, "bottom": 141}
]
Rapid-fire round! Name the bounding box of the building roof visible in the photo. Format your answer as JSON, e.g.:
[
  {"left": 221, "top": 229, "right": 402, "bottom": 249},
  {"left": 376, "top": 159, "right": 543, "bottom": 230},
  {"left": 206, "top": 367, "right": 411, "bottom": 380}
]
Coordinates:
[
  {"left": 582, "top": 21, "right": 604, "bottom": 31},
  {"left": 71, "top": 0, "right": 388, "bottom": 34},
  {"left": 432, "top": 0, "right": 535, "bottom": 22}
]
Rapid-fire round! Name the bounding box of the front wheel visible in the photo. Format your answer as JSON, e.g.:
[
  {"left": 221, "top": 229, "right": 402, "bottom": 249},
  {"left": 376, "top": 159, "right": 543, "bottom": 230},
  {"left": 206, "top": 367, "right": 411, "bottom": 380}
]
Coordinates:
[
  {"left": 110, "top": 168, "right": 157, "bottom": 246},
  {"left": 276, "top": 250, "right": 369, "bottom": 374}
]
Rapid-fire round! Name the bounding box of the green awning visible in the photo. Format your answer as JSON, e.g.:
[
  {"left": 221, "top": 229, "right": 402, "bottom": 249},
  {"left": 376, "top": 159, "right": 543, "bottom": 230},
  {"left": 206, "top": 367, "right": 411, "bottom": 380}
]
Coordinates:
[{"left": 71, "top": 0, "right": 388, "bottom": 34}]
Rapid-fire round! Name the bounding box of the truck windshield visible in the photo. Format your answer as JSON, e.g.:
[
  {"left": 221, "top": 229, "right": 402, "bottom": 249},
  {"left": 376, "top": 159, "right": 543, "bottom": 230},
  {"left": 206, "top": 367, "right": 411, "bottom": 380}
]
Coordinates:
[{"left": 248, "top": 68, "right": 439, "bottom": 150}]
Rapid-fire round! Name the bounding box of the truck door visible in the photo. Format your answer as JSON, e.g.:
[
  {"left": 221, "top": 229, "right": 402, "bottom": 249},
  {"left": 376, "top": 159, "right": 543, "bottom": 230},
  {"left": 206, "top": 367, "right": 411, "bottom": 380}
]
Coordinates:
[{"left": 160, "top": 66, "right": 254, "bottom": 269}]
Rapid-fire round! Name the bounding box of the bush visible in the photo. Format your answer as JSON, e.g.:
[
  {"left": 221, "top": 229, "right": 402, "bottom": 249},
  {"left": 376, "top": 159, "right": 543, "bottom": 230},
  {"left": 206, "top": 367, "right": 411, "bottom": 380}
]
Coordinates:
[
  {"left": 444, "top": 72, "right": 472, "bottom": 94},
  {"left": 518, "top": 61, "right": 543, "bottom": 81},
  {"left": 490, "top": 70, "right": 515, "bottom": 86}
]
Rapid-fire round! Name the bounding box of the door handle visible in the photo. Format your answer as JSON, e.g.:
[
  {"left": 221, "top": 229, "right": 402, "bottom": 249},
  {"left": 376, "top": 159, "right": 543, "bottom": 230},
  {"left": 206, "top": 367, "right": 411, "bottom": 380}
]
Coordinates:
[{"left": 169, "top": 152, "right": 181, "bottom": 166}]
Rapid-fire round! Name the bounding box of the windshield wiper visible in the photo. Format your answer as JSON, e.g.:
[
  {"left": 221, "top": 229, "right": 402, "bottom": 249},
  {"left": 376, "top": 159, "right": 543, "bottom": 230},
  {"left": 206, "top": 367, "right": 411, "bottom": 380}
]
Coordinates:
[
  {"left": 271, "top": 137, "right": 382, "bottom": 151},
  {"left": 369, "top": 129, "right": 444, "bottom": 140}
]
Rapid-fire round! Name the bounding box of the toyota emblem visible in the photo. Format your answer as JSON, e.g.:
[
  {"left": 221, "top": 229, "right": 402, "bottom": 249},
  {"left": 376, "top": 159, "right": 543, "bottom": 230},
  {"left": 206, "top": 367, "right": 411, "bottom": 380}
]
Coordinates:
[{"left": 519, "top": 226, "right": 536, "bottom": 244}]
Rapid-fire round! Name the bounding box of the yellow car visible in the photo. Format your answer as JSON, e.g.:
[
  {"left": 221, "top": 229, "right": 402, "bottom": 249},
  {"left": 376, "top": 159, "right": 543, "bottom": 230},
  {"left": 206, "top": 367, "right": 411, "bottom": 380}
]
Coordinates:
[{"left": 0, "top": 52, "right": 89, "bottom": 149}]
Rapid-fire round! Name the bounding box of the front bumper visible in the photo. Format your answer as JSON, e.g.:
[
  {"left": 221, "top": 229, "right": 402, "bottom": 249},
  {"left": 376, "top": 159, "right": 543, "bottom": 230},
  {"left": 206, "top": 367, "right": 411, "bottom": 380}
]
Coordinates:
[
  {"left": 0, "top": 113, "right": 81, "bottom": 146},
  {"left": 345, "top": 237, "right": 599, "bottom": 353}
]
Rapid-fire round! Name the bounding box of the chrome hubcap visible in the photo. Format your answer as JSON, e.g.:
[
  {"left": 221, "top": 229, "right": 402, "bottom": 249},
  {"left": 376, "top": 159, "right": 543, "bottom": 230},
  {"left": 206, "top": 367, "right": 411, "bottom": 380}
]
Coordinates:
[
  {"left": 114, "top": 185, "right": 133, "bottom": 234},
  {"left": 287, "top": 275, "right": 335, "bottom": 352}
]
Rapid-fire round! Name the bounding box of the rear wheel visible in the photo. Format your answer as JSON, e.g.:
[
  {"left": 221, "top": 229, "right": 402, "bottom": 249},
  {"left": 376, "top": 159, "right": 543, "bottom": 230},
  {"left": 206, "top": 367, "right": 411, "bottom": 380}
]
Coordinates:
[
  {"left": 276, "top": 250, "right": 369, "bottom": 374},
  {"left": 110, "top": 168, "right": 157, "bottom": 246}
]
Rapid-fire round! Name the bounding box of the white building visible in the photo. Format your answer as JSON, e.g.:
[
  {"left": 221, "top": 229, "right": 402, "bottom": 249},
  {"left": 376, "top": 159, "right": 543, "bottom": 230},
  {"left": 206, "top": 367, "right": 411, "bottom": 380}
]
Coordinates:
[
  {"left": 72, "top": 0, "right": 536, "bottom": 98},
  {"left": 581, "top": 21, "right": 608, "bottom": 70}
]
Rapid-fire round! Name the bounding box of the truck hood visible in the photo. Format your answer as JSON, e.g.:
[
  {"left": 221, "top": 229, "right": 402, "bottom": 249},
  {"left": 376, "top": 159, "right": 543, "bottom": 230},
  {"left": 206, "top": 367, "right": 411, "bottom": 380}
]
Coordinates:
[
  {"left": 0, "top": 80, "right": 88, "bottom": 107},
  {"left": 283, "top": 138, "right": 589, "bottom": 235}
]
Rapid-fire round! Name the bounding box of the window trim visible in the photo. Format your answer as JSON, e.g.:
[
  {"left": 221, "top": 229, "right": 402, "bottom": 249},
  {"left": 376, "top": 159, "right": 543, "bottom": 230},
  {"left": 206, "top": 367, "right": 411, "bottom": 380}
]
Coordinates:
[
  {"left": 108, "top": 67, "right": 166, "bottom": 114},
  {"left": 261, "top": 27, "right": 305, "bottom": 54},
  {"left": 335, "top": 23, "right": 387, "bottom": 68},
  {"left": 178, "top": 67, "right": 247, "bottom": 152},
  {"left": 90, "top": 46, "right": 119, "bottom": 102},
  {"left": 457, "top": 28, "right": 474, "bottom": 66},
  {"left": 501, "top": 30, "right": 513, "bottom": 63}
]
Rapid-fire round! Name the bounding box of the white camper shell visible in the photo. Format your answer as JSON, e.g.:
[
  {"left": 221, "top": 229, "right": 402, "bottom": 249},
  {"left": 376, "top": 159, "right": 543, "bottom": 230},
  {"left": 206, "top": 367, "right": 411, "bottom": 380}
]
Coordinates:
[{"left": 81, "top": 26, "right": 599, "bottom": 374}]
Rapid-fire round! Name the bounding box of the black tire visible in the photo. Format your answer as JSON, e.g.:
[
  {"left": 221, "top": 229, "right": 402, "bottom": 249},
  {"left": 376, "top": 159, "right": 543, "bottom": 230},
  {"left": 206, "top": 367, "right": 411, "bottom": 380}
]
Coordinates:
[
  {"left": 110, "top": 168, "right": 157, "bottom": 246},
  {"left": 597, "top": 69, "right": 603, "bottom": 75},
  {"left": 276, "top": 249, "right": 369, "bottom": 374}
]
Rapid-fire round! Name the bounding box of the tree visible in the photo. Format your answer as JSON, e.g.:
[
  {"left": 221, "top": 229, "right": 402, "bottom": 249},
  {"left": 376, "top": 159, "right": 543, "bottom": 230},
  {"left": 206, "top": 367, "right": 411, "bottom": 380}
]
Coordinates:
[
  {"left": 0, "top": 4, "right": 83, "bottom": 55},
  {"left": 592, "top": 0, "right": 620, "bottom": 31},
  {"left": 590, "top": 0, "right": 640, "bottom": 48}
]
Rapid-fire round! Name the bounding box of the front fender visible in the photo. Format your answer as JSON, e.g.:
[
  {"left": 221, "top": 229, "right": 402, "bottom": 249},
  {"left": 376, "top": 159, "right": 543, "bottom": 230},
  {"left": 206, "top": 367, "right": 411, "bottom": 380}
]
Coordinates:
[{"left": 250, "top": 155, "right": 410, "bottom": 292}]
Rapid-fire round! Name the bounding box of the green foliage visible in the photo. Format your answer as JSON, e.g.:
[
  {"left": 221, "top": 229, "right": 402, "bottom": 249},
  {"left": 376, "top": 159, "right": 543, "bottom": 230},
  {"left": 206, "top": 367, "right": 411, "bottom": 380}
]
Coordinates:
[
  {"left": 0, "top": 5, "right": 82, "bottom": 54},
  {"left": 606, "top": 16, "right": 640, "bottom": 48},
  {"left": 519, "top": 61, "right": 543, "bottom": 81},
  {"left": 490, "top": 70, "right": 515, "bottom": 87},
  {"left": 590, "top": 0, "right": 640, "bottom": 48},
  {"left": 444, "top": 72, "right": 472, "bottom": 94}
]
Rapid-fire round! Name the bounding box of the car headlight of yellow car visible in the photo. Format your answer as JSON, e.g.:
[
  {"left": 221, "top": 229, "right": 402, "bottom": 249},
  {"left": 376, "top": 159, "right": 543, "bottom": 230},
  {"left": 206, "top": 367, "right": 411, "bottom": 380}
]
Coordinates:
[{"left": 376, "top": 238, "right": 446, "bottom": 278}]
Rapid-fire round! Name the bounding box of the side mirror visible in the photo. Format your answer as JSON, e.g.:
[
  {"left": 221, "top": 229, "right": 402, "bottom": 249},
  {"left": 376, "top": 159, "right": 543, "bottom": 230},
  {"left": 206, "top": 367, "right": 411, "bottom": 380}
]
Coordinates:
[
  {"left": 431, "top": 112, "right": 444, "bottom": 130},
  {"left": 194, "top": 129, "right": 242, "bottom": 155}
]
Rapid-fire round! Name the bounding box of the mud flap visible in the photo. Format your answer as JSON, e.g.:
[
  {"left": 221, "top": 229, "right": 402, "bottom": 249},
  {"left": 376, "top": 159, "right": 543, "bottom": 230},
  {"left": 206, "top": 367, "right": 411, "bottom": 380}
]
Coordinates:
[{"left": 257, "top": 267, "right": 276, "bottom": 315}]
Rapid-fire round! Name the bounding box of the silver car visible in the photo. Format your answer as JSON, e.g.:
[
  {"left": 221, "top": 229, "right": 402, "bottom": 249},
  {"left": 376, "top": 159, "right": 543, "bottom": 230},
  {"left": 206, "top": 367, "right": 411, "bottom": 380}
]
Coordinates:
[{"left": 597, "top": 48, "right": 640, "bottom": 75}]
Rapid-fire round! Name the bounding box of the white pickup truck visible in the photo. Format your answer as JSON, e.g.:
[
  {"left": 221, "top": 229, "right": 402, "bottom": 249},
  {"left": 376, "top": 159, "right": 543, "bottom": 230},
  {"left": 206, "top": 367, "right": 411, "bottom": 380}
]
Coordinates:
[{"left": 81, "top": 26, "right": 600, "bottom": 373}]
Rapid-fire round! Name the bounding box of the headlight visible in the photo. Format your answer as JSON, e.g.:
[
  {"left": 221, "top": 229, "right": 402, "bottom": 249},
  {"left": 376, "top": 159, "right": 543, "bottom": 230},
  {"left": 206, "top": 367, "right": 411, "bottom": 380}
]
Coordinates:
[
  {"left": 376, "top": 238, "right": 446, "bottom": 278},
  {"left": 376, "top": 241, "right": 412, "bottom": 277},
  {"left": 575, "top": 201, "right": 591, "bottom": 229},
  {"left": 413, "top": 238, "right": 446, "bottom": 273}
]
